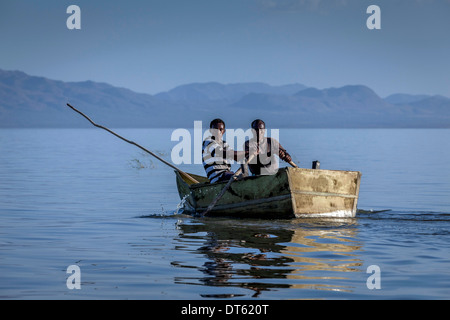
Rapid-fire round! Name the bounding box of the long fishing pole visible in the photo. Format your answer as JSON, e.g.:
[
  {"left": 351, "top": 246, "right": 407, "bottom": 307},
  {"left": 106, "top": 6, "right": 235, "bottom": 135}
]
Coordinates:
[{"left": 66, "top": 103, "right": 199, "bottom": 184}]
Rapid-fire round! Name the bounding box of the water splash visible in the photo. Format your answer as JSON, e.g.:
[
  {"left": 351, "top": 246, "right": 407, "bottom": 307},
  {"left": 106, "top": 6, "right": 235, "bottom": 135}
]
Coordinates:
[
  {"left": 357, "top": 209, "right": 392, "bottom": 214},
  {"left": 128, "top": 158, "right": 155, "bottom": 169},
  {"left": 137, "top": 195, "right": 190, "bottom": 219},
  {"left": 174, "top": 194, "right": 189, "bottom": 215}
]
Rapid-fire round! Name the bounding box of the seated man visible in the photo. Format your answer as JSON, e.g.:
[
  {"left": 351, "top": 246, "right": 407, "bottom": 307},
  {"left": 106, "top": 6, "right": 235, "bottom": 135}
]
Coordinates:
[
  {"left": 244, "top": 119, "right": 292, "bottom": 176},
  {"left": 202, "top": 119, "right": 247, "bottom": 183}
]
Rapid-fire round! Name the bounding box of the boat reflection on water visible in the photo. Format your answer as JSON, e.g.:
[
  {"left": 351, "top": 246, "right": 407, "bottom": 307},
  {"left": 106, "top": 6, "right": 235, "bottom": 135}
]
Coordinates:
[{"left": 171, "top": 217, "right": 363, "bottom": 298}]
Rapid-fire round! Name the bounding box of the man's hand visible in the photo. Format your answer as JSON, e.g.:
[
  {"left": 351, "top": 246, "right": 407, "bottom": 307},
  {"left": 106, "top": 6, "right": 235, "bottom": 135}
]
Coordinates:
[{"left": 279, "top": 150, "right": 292, "bottom": 163}]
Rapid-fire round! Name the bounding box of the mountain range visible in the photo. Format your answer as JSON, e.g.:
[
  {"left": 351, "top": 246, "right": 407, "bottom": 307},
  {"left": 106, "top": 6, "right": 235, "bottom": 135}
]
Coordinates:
[{"left": 1, "top": 69, "right": 449, "bottom": 128}]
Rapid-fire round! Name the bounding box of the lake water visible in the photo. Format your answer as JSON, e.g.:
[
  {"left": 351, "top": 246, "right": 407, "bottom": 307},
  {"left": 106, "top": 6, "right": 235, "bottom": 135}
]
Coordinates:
[{"left": 0, "top": 128, "right": 449, "bottom": 300}]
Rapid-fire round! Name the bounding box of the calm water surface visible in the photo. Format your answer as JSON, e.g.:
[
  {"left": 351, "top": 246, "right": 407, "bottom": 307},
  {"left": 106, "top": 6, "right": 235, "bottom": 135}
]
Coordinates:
[{"left": 0, "top": 128, "right": 449, "bottom": 299}]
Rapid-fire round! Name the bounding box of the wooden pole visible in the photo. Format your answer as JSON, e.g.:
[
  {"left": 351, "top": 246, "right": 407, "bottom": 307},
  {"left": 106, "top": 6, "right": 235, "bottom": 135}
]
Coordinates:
[
  {"left": 66, "top": 103, "right": 199, "bottom": 184},
  {"left": 289, "top": 161, "right": 298, "bottom": 168}
]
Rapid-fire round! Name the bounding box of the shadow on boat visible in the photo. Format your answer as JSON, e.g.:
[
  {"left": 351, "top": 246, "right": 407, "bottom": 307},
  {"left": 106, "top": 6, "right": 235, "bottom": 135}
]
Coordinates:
[{"left": 170, "top": 216, "right": 363, "bottom": 298}]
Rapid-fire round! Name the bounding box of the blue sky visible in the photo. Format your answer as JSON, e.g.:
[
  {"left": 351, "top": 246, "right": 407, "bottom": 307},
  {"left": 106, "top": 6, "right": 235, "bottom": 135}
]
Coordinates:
[{"left": 1, "top": 0, "right": 449, "bottom": 97}]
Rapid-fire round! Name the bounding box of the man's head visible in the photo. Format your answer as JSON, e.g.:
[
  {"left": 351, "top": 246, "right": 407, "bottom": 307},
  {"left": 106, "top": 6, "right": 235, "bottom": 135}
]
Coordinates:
[
  {"left": 210, "top": 118, "right": 225, "bottom": 140},
  {"left": 251, "top": 119, "right": 265, "bottom": 142}
]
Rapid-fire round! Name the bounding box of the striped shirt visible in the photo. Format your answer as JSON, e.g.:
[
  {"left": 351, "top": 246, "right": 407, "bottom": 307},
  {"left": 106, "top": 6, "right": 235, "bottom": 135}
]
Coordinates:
[{"left": 202, "top": 137, "right": 232, "bottom": 183}]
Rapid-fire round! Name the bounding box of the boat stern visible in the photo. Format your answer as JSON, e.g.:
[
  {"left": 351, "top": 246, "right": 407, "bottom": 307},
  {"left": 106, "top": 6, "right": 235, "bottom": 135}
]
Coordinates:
[{"left": 286, "top": 167, "right": 362, "bottom": 218}]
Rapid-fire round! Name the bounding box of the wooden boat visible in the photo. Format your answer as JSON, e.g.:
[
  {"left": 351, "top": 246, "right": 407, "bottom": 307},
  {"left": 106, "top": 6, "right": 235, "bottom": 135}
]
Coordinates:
[{"left": 176, "top": 167, "right": 362, "bottom": 219}]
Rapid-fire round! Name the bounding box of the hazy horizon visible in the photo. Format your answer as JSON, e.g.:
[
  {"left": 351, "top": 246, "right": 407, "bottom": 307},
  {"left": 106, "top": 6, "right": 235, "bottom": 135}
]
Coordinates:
[{"left": 3, "top": 67, "right": 449, "bottom": 101}]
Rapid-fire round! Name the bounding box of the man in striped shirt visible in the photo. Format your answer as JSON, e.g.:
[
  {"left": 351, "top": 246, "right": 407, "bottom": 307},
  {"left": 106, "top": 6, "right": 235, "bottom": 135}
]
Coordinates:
[{"left": 202, "top": 119, "right": 248, "bottom": 183}]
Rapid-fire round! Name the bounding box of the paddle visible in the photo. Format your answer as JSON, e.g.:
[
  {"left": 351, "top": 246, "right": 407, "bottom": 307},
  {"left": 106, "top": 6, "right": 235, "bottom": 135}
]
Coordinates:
[
  {"left": 200, "top": 155, "right": 298, "bottom": 217},
  {"left": 66, "top": 103, "right": 199, "bottom": 184}
]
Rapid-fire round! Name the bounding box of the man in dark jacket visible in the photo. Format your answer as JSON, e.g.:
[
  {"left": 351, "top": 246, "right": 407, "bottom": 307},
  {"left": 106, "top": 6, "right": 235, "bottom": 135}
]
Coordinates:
[{"left": 244, "top": 119, "right": 292, "bottom": 176}]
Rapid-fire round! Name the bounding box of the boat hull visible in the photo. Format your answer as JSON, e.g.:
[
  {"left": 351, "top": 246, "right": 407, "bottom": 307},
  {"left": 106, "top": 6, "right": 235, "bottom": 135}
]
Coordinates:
[{"left": 176, "top": 167, "right": 361, "bottom": 219}]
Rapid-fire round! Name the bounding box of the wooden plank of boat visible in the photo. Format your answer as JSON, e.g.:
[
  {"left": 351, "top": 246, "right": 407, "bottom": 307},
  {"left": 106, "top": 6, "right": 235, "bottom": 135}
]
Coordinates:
[{"left": 175, "top": 167, "right": 361, "bottom": 219}]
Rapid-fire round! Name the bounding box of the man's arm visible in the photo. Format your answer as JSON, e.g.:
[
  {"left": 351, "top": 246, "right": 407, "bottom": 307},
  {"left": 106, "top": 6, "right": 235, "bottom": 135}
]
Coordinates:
[
  {"left": 223, "top": 142, "right": 248, "bottom": 162},
  {"left": 278, "top": 144, "right": 292, "bottom": 163},
  {"left": 233, "top": 150, "right": 248, "bottom": 161}
]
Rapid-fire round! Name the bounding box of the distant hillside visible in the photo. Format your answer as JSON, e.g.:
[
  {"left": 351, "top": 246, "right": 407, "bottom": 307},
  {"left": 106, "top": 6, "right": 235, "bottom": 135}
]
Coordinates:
[
  {"left": 0, "top": 70, "right": 165, "bottom": 127},
  {"left": 1, "top": 69, "right": 449, "bottom": 128},
  {"left": 154, "top": 82, "right": 307, "bottom": 102},
  {"left": 384, "top": 93, "right": 431, "bottom": 105}
]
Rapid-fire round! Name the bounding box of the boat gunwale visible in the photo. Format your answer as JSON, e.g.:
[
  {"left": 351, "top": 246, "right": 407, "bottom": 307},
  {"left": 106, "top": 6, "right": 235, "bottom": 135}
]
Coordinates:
[
  {"left": 175, "top": 167, "right": 362, "bottom": 218},
  {"left": 183, "top": 167, "right": 361, "bottom": 189}
]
